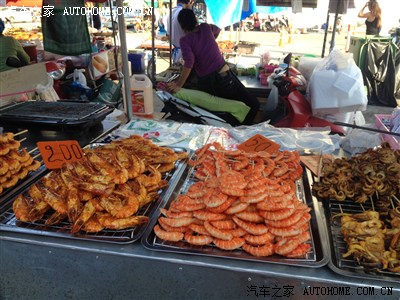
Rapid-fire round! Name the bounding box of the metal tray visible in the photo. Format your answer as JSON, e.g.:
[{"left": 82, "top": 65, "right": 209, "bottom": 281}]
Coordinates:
[
  {"left": 306, "top": 170, "right": 400, "bottom": 283},
  {"left": 0, "top": 130, "right": 47, "bottom": 207},
  {"left": 0, "top": 101, "right": 114, "bottom": 130},
  {"left": 0, "top": 147, "right": 189, "bottom": 244},
  {"left": 141, "top": 164, "right": 329, "bottom": 268}
]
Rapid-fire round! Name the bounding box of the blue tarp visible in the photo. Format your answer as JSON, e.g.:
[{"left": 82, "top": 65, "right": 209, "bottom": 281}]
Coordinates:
[{"left": 205, "top": 0, "right": 289, "bottom": 28}]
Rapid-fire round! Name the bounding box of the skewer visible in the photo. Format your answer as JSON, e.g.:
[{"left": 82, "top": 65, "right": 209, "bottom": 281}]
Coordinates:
[
  {"left": 28, "top": 147, "right": 38, "bottom": 154},
  {"left": 370, "top": 196, "right": 375, "bottom": 212},
  {"left": 317, "top": 152, "right": 323, "bottom": 182},
  {"left": 392, "top": 195, "right": 400, "bottom": 205},
  {"left": 17, "top": 137, "right": 27, "bottom": 143},
  {"left": 390, "top": 197, "right": 395, "bottom": 210},
  {"left": 360, "top": 203, "right": 365, "bottom": 211},
  {"left": 32, "top": 153, "right": 41, "bottom": 160},
  {"left": 339, "top": 204, "right": 343, "bottom": 214},
  {"left": 14, "top": 129, "right": 28, "bottom": 137}
]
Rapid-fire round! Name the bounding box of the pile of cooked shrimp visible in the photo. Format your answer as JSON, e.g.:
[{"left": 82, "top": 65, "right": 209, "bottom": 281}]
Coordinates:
[
  {"left": 153, "top": 142, "right": 313, "bottom": 258},
  {"left": 12, "top": 135, "right": 188, "bottom": 234}
]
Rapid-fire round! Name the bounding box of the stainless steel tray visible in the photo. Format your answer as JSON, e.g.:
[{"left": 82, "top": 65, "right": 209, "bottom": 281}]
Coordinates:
[
  {"left": 0, "top": 147, "right": 189, "bottom": 244},
  {"left": 306, "top": 170, "right": 400, "bottom": 283},
  {"left": 142, "top": 164, "right": 329, "bottom": 268}
]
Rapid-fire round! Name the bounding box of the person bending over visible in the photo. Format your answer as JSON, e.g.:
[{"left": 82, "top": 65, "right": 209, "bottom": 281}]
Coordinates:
[
  {"left": 358, "top": 0, "right": 382, "bottom": 35},
  {"left": 167, "top": 9, "right": 260, "bottom": 125},
  {"left": 0, "top": 18, "right": 30, "bottom": 72}
]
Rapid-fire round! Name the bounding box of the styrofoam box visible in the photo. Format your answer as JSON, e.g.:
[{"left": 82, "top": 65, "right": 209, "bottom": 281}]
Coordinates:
[{"left": 310, "top": 69, "right": 368, "bottom": 114}]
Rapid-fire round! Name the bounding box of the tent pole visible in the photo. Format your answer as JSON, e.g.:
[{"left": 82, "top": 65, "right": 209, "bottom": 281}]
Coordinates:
[
  {"left": 329, "top": 0, "right": 341, "bottom": 53},
  {"left": 169, "top": 0, "right": 172, "bottom": 67},
  {"left": 321, "top": 10, "right": 330, "bottom": 58},
  {"left": 151, "top": 0, "right": 156, "bottom": 84},
  {"left": 116, "top": 0, "right": 132, "bottom": 120}
]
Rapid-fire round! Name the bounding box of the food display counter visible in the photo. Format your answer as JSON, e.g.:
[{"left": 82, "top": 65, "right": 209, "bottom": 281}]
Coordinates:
[
  {"left": 1, "top": 221, "right": 399, "bottom": 299},
  {"left": 0, "top": 120, "right": 399, "bottom": 299}
]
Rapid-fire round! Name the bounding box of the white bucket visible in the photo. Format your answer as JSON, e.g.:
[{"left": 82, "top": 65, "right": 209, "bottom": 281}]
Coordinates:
[{"left": 130, "top": 74, "right": 153, "bottom": 115}]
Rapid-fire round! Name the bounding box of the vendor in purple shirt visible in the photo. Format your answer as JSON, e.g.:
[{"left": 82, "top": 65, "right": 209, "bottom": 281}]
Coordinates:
[{"left": 167, "top": 9, "right": 260, "bottom": 125}]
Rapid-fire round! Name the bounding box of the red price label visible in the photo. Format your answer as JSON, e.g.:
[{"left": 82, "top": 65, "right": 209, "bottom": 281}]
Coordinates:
[
  {"left": 237, "top": 134, "right": 281, "bottom": 153},
  {"left": 37, "top": 140, "right": 84, "bottom": 169}
]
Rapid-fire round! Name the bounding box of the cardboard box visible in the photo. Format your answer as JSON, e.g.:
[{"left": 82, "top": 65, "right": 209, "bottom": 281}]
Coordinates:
[{"left": 0, "top": 63, "right": 48, "bottom": 107}]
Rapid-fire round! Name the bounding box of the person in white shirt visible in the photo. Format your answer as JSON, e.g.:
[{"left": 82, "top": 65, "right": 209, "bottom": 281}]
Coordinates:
[{"left": 164, "top": 0, "right": 194, "bottom": 64}]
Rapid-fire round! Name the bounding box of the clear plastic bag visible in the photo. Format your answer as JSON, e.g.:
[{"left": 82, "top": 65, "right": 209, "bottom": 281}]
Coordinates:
[
  {"left": 35, "top": 75, "right": 59, "bottom": 101},
  {"left": 307, "top": 49, "right": 368, "bottom": 114}
]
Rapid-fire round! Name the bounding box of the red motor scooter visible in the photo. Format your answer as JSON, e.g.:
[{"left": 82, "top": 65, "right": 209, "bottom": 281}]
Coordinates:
[{"left": 266, "top": 54, "right": 346, "bottom": 135}]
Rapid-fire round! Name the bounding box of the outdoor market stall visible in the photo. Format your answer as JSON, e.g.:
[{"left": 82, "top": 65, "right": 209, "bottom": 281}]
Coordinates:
[
  {"left": 1, "top": 1, "right": 400, "bottom": 297},
  {"left": 1, "top": 116, "right": 400, "bottom": 298}
]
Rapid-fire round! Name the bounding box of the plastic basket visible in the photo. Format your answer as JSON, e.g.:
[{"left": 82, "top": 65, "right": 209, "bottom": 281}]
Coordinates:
[{"left": 259, "top": 73, "right": 271, "bottom": 86}]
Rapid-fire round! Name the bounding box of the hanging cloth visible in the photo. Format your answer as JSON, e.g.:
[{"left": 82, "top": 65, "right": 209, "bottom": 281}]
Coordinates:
[
  {"left": 363, "top": 41, "right": 400, "bottom": 107},
  {"left": 41, "top": 0, "right": 91, "bottom": 55}
]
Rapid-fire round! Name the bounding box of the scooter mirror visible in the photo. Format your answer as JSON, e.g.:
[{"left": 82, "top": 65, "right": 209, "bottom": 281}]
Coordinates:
[
  {"left": 283, "top": 53, "right": 292, "bottom": 76},
  {"left": 283, "top": 53, "right": 292, "bottom": 66}
]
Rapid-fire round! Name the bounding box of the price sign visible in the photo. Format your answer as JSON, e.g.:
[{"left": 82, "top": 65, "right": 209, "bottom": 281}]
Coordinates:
[
  {"left": 37, "top": 140, "right": 84, "bottom": 169},
  {"left": 237, "top": 134, "right": 281, "bottom": 153}
]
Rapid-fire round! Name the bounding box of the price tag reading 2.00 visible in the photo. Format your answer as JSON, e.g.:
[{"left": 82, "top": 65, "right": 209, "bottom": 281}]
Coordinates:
[
  {"left": 237, "top": 134, "right": 281, "bottom": 154},
  {"left": 37, "top": 140, "right": 84, "bottom": 169}
]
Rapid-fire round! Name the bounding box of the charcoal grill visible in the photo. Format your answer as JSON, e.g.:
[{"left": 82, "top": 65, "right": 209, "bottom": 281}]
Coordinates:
[{"left": 0, "top": 101, "right": 114, "bottom": 130}]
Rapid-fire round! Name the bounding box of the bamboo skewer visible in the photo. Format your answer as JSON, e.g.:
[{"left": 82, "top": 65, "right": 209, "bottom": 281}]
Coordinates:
[
  {"left": 17, "top": 137, "right": 27, "bottom": 143},
  {"left": 370, "top": 196, "right": 375, "bottom": 212},
  {"left": 339, "top": 204, "right": 343, "bottom": 214},
  {"left": 28, "top": 147, "right": 38, "bottom": 154},
  {"left": 32, "top": 153, "right": 41, "bottom": 160},
  {"left": 13, "top": 129, "right": 28, "bottom": 137},
  {"left": 390, "top": 197, "right": 395, "bottom": 210},
  {"left": 392, "top": 195, "right": 400, "bottom": 205}
]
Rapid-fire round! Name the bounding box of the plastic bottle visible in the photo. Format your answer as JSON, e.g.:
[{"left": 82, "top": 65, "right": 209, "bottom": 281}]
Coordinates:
[{"left": 130, "top": 74, "right": 154, "bottom": 114}]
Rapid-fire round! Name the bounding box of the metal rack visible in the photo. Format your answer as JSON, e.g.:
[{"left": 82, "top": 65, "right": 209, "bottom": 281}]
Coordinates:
[{"left": 307, "top": 169, "right": 400, "bottom": 283}]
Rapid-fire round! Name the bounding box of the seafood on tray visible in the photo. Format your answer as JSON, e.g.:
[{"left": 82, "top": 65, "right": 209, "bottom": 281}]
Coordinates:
[
  {"left": 312, "top": 142, "right": 400, "bottom": 208},
  {"left": 152, "top": 142, "right": 313, "bottom": 258},
  {"left": 0, "top": 132, "right": 41, "bottom": 195},
  {"left": 339, "top": 209, "right": 400, "bottom": 273},
  {"left": 12, "top": 135, "right": 189, "bottom": 233}
]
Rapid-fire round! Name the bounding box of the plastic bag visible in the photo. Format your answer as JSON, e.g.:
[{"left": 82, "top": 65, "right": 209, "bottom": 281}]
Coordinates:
[
  {"left": 35, "top": 75, "right": 59, "bottom": 101},
  {"left": 307, "top": 49, "right": 368, "bottom": 114},
  {"left": 261, "top": 72, "right": 280, "bottom": 120},
  {"left": 363, "top": 41, "right": 399, "bottom": 107},
  {"left": 228, "top": 121, "right": 341, "bottom": 154}
]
